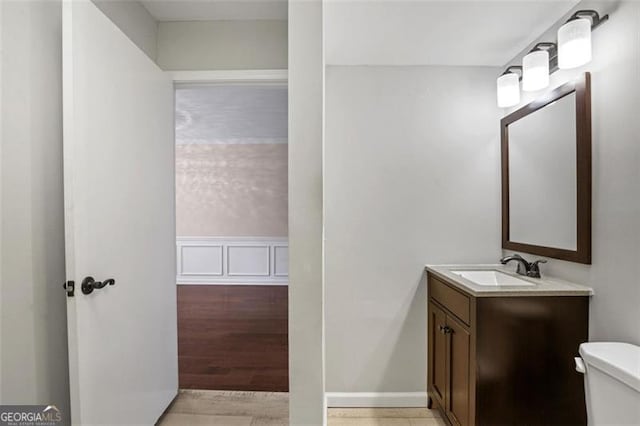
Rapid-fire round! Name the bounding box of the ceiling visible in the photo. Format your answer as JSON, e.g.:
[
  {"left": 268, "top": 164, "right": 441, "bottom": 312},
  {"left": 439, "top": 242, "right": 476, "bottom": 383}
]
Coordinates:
[
  {"left": 141, "top": 0, "right": 580, "bottom": 67},
  {"left": 324, "top": 0, "right": 580, "bottom": 66},
  {"left": 141, "top": 0, "right": 287, "bottom": 21}
]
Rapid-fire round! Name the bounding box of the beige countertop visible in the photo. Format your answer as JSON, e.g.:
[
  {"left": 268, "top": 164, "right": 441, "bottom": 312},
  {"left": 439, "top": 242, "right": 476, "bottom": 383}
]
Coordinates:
[{"left": 425, "top": 264, "right": 594, "bottom": 297}]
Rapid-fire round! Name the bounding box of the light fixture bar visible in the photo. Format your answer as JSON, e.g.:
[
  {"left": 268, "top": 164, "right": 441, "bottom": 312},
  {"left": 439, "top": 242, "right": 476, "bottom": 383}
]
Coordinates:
[
  {"left": 497, "top": 9, "right": 608, "bottom": 107},
  {"left": 499, "top": 9, "right": 609, "bottom": 80}
]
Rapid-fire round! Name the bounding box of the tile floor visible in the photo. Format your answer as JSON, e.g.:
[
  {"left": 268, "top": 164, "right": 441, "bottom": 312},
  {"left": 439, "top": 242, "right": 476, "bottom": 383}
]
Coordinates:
[
  {"left": 327, "top": 407, "right": 445, "bottom": 426},
  {"left": 158, "top": 390, "right": 445, "bottom": 426}
]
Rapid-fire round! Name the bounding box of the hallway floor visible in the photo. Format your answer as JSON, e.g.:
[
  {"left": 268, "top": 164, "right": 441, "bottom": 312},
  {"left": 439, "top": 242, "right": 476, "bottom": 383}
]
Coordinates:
[{"left": 158, "top": 390, "right": 445, "bottom": 425}]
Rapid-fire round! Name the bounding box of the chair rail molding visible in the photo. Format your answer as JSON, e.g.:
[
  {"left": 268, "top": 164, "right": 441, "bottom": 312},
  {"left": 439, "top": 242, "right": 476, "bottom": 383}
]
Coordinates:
[{"left": 176, "top": 236, "right": 288, "bottom": 285}]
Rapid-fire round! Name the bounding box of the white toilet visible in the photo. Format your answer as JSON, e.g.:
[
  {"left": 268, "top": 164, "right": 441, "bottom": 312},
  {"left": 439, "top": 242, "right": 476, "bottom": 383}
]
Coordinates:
[{"left": 575, "top": 342, "right": 640, "bottom": 425}]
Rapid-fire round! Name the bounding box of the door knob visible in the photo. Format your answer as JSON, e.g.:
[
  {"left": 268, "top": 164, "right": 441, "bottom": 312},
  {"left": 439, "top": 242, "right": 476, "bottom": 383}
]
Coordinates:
[{"left": 81, "top": 276, "right": 115, "bottom": 295}]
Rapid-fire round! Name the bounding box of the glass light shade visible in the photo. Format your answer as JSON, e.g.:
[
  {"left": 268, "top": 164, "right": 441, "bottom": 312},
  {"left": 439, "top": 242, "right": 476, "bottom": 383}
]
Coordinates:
[
  {"left": 522, "top": 50, "right": 550, "bottom": 92},
  {"left": 497, "top": 73, "right": 520, "bottom": 108},
  {"left": 558, "top": 18, "right": 592, "bottom": 69}
]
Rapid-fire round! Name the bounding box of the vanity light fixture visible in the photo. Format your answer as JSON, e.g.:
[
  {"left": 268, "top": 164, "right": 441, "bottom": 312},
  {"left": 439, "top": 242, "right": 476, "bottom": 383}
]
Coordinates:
[
  {"left": 497, "top": 9, "right": 609, "bottom": 107},
  {"left": 496, "top": 66, "right": 522, "bottom": 108},
  {"left": 558, "top": 10, "right": 608, "bottom": 69},
  {"left": 558, "top": 18, "right": 591, "bottom": 69},
  {"left": 522, "top": 43, "right": 556, "bottom": 92}
]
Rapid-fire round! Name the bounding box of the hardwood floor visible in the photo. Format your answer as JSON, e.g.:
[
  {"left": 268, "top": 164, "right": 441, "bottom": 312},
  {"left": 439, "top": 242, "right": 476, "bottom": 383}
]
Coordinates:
[
  {"left": 158, "top": 390, "right": 444, "bottom": 426},
  {"left": 178, "top": 285, "right": 288, "bottom": 392}
]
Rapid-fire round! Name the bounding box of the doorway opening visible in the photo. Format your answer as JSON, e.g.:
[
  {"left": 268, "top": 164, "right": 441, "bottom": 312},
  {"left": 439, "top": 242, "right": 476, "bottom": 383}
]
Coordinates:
[{"left": 173, "top": 80, "right": 289, "bottom": 392}]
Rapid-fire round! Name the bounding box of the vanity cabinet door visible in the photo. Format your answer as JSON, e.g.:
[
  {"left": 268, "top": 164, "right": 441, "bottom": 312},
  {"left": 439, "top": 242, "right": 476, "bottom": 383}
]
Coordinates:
[
  {"left": 428, "top": 302, "right": 447, "bottom": 408},
  {"left": 446, "top": 315, "right": 471, "bottom": 426}
]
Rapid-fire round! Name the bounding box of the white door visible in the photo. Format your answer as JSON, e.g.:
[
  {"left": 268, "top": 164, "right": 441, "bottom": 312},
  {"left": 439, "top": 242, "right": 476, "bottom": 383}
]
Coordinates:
[{"left": 62, "top": 1, "right": 177, "bottom": 424}]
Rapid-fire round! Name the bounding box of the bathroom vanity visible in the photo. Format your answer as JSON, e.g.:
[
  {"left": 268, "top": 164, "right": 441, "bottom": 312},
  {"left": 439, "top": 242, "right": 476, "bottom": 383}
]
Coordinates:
[{"left": 426, "top": 265, "right": 593, "bottom": 426}]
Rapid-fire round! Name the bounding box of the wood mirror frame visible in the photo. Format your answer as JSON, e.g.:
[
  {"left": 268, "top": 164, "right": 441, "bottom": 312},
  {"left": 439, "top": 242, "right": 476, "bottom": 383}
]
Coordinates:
[{"left": 501, "top": 72, "right": 592, "bottom": 264}]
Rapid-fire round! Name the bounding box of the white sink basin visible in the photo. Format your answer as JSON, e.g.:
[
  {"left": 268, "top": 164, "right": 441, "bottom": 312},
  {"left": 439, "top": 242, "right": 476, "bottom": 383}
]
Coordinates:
[{"left": 451, "top": 270, "right": 536, "bottom": 287}]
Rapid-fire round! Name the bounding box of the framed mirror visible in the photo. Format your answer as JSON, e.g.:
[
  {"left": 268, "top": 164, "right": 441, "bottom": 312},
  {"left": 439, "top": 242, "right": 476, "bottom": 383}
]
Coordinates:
[{"left": 501, "top": 73, "right": 591, "bottom": 264}]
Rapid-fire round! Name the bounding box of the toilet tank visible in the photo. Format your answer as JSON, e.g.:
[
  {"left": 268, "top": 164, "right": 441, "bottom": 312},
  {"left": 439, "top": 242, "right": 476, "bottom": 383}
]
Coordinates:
[{"left": 577, "top": 342, "right": 640, "bottom": 426}]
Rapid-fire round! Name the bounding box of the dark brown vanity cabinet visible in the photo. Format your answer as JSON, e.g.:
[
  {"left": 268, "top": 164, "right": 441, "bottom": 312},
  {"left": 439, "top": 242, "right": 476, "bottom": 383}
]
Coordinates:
[
  {"left": 429, "top": 302, "right": 470, "bottom": 426},
  {"left": 427, "top": 273, "right": 590, "bottom": 426}
]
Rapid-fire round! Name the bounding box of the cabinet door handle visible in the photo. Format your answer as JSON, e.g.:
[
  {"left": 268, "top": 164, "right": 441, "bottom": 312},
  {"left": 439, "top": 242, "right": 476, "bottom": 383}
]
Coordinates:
[{"left": 441, "top": 326, "right": 454, "bottom": 335}]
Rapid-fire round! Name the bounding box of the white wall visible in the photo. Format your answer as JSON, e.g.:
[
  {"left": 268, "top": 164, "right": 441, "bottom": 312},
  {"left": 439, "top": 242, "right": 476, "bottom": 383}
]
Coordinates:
[
  {"left": 157, "top": 20, "right": 287, "bottom": 70},
  {"left": 0, "top": 0, "right": 69, "bottom": 421},
  {"left": 288, "top": 1, "right": 325, "bottom": 424},
  {"left": 92, "top": 0, "right": 158, "bottom": 61},
  {"left": 502, "top": 0, "right": 640, "bottom": 345},
  {"left": 324, "top": 66, "right": 501, "bottom": 395},
  {"left": 0, "top": 0, "right": 3, "bottom": 403}
]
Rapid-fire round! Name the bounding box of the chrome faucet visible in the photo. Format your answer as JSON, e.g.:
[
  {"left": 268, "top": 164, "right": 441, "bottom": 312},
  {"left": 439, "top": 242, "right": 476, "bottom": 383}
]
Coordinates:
[{"left": 500, "top": 254, "right": 547, "bottom": 278}]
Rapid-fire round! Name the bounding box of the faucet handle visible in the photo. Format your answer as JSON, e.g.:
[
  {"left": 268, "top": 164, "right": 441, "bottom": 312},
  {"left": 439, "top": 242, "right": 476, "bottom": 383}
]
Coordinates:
[{"left": 527, "top": 259, "right": 547, "bottom": 278}]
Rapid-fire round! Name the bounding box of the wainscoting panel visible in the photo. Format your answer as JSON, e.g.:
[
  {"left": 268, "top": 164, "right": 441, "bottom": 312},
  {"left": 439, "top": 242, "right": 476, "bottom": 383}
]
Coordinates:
[
  {"left": 180, "top": 245, "right": 223, "bottom": 276},
  {"left": 273, "top": 245, "right": 289, "bottom": 277},
  {"left": 227, "top": 245, "right": 270, "bottom": 276},
  {"left": 177, "top": 237, "right": 288, "bottom": 285}
]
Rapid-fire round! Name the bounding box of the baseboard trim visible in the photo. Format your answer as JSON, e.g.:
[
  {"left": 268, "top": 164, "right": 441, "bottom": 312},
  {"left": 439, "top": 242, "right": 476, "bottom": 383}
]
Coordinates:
[{"left": 325, "top": 392, "right": 427, "bottom": 408}]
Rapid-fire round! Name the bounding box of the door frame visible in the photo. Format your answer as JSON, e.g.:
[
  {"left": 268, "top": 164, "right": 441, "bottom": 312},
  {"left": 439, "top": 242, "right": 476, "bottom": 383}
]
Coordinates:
[
  {"left": 170, "top": 68, "right": 290, "bottom": 393},
  {"left": 171, "top": 69, "right": 288, "bottom": 85}
]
